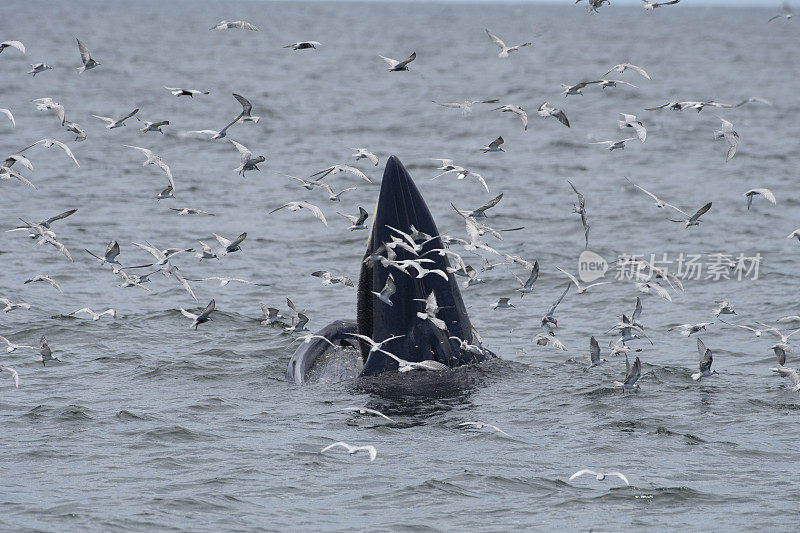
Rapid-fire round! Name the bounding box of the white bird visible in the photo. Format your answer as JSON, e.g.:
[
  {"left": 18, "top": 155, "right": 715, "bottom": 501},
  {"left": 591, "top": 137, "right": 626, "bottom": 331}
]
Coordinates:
[
  {"left": 485, "top": 29, "right": 531, "bottom": 58},
  {"left": 642, "top": 0, "right": 680, "bottom": 9},
  {"left": 491, "top": 297, "right": 515, "bottom": 310},
  {"left": 28, "top": 63, "right": 52, "bottom": 76},
  {"left": 171, "top": 207, "right": 214, "bottom": 216},
  {"left": 769, "top": 2, "right": 793, "bottom": 21},
  {"left": 137, "top": 117, "right": 170, "bottom": 133},
  {"left": 712, "top": 300, "right": 736, "bottom": 317},
  {"left": 210, "top": 20, "right": 258, "bottom": 30},
  {"left": 624, "top": 177, "right": 685, "bottom": 211},
  {"left": 232, "top": 93, "right": 259, "bottom": 123},
  {"left": 345, "top": 333, "right": 406, "bottom": 357},
  {"left": 188, "top": 276, "right": 265, "bottom": 287},
  {"left": 380, "top": 349, "right": 449, "bottom": 373},
  {"left": 340, "top": 407, "right": 394, "bottom": 422},
  {"left": 193, "top": 241, "right": 218, "bottom": 261},
  {"left": 596, "top": 79, "right": 638, "bottom": 90},
  {"left": 668, "top": 202, "right": 712, "bottom": 229},
  {"left": 213, "top": 231, "right": 247, "bottom": 255},
  {"left": 458, "top": 422, "right": 510, "bottom": 437},
  {"left": 311, "top": 271, "right": 354, "bottom": 287},
  {"left": 164, "top": 87, "right": 209, "bottom": 97},
  {"left": 569, "top": 469, "right": 629, "bottom": 486},
  {"left": 39, "top": 335, "right": 59, "bottom": 366},
  {"left": 776, "top": 367, "right": 800, "bottom": 392},
  {"left": 744, "top": 188, "right": 776, "bottom": 210},
  {"left": 692, "top": 338, "right": 717, "bottom": 381},
  {"left": 284, "top": 41, "right": 322, "bottom": 50},
  {"left": 434, "top": 99, "right": 498, "bottom": 117},
  {"left": 0, "top": 167, "right": 36, "bottom": 189},
  {"left": 669, "top": 322, "right": 713, "bottom": 336},
  {"left": 589, "top": 138, "right": 637, "bottom": 151},
  {"left": 315, "top": 181, "right": 356, "bottom": 202},
  {"left": 480, "top": 136, "right": 504, "bottom": 153},
  {"left": 414, "top": 292, "right": 447, "bottom": 330},
  {"left": 588, "top": 336, "right": 607, "bottom": 367},
  {"left": 70, "top": 308, "right": 117, "bottom": 320},
  {"left": 229, "top": 140, "right": 265, "bottom": 176},
  {"left": 18, "top": 138, "right": 80, "bottom": 167},
  {"left": 0, "top": 298, "right": 31, "bottom": 313},
  {"left": 453, "top": 193, "right": 503, "bottom": 219},
  {"left": 378, "top": 51, "right": 416, "bottom": 71},
  {"left": 24, "top": 275, "right": 61, "bottom": 292},
  {"left": 372, "top": 274, "right": 396, "bottom": 306},
  {"left": 155, "top": 185, "right": 174, "bottom": 200},
  {"left": 351, "top": 148, "right": 378, "bottom": 165},
  {"left": 556, "top": 266, "right": 610, "bottom": 294},
  {"left": 493, "top": 104, "right": 528, "bottom": 130},
  {"left": 124, "top": 145, "right": 174, "bottom": 190},
  {"left": 0, "top": 365, "right": 19, "bottom": 388},
  {"left": 533, "top": 331, "right": 567, "bottom": 351},
  {"left": 32, "top": 97, "right": 66, "bottom": 126},
  {"left": 786, "top": 229, "right": 800, "bottom": 242},
  {"left": 85, "top": 240, "right": 122, "bottom": 269},
  {"left": 537, "top": 102, "right": 570, "bottom": 128},
  {"left": 513, "top": 260, "right": 539, "bottom": 297},
  {"left": 260, "top": 305, "right": 285, "bottom": 326},
  {"left": 0, "top": 335, "right": 37, "bottom": 353},
  {"left": 758, "top": 323, "right": 800, "bottom": 344},
  {"left": 614, "top": 355, "right": 642, "bottom": 390},
  {"left": 76, "top": 38, "right": 99, "bottom": 72},
  {"left": 602, "top": 63, "right": 651, "bottom": 80},
  {"left": 576, "top": 0, "right": 611, "bottom": 12},
  {"left": 321, "top": 442, "right": 377, "bottom": 461},
  {"left": 92, "top": 108, "right": 139, "bottom": 129},
  {"left": 618, "top": 114, "right": 647, "bottom": 143},
  {"left": 0, "top": 108, "right": 14, "bottom": 126},
  {"left": 0, "top": 41, "right": 25, "bottom": 55},
  {"left": 180, "top": 299, "right": 215, "bottom": 329},
  {"left": 338, "top": 207, "right": 369, "bottom": 231},
  {"left": 64, "top": 121, "right": 86, "bottom": 142},
  {"left": 292, "top": 333, "right": 337, "bottom": 347},
  {"left": 132, "top": 241, "right": 192, "bottom": 265},
  {"left": 270, "top": 201, "right": 328, "bottom": 226},
  {"left": 285, "top": 298, "right": 310, "bottom": 333},
  {"left": 560, "top": 80, "right": 602, "bottom": 97},
  {"left": 310, "top": 164, "right": 372, "bottom": 183},
  {"left": 714, "top": 117, "right": 739, "bottom": 162}
]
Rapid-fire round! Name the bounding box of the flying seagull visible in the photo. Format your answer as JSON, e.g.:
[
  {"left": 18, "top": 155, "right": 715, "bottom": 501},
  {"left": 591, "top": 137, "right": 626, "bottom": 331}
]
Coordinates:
[
  {"left": 602, "top": 63, "right": 651, "bottom": 80},
  {"left": 284, "top": 41, "right": 321, "bottom": 50},
  {"left": 0, "top": 41, "right": 25, "bottom": 55},
  {"left": 270, "top": 201, "right": 328, "bottom": 226},
  {"left": 744, "top": 188, "right": 776, "bottom": 210},
  {"left": 537, "top": 102, "right": 570, "bottom": 128},
  {"left": 92, "top": 108, "right": 139, "bottom": 129},
  {"left": 321, "top": 442, "right": 377, "bottom": 461},
  {"left": 210, "top": 20, "right": 258, "bottom": 30},
  {"left": 692, "top": 338, "right": 717, "bottom": 381},
  {"left": 378, "top": 51, "right": 416, "bottom": 71},
  {"left": 164, "top": 87, "right": 209, "bottom": 97},
  {"left": 569, "top": 469, "right": 629, "bottom": 486},
  {"left": 668, "top": 202, "right": 712, "bottom": 228},
  {"left": 485, "top": 29, "right": 531, "bottom": 58},
  {"left": 76, "top": 38, "right": 99, "bottom": 72},
  {"left": 493, "top": 104, "right": 528, "bottom": 130},
  {"left": 180, "top": 299, "right": 215, "bottom": 329}
]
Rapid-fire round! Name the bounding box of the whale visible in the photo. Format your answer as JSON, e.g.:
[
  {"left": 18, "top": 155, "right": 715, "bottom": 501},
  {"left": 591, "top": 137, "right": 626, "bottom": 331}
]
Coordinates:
[{"left": 286, "top": 156, "right": 495, "bottom": 384}]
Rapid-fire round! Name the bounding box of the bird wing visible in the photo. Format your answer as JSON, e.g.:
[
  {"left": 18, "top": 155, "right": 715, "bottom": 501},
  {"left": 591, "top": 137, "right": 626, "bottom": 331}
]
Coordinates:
[
  {"left": 118, "top": 108, "right": 139, "bottom": 122},
  {"left": 180, "top": 308, "right": 198, "bottom": 320},
  {"left": 45, "top": 209, "right": 78, "bottom": 226},
  {"left": 556, "top": 266, "right": 581, "bottom": 289},
  {"left": 230, "top": 232, "right": 247, "bottom": 248},
  {"left": 624, "top": 63, "right": 650, "bottom": 80},
  {"left": 0, "top": 108, "right": 14, "bottom": 126},
  {"left": 569, "top": 469, "right": 597, "bottom": 481},
  {"left": 172, "top": 269, "right": 197, "bottom": 301},
  {"left": 378, "top": 55, "right": 400, "bottom": 68},
  {"left": 213, "top": 233, "right": 232, "bottom": 247},
  {"left": 395, "top": 52, "right": 416, "bottom": 69},
  {"left": 298, "top": 202, "right": 328, "bottom": 226},
  {"left": 76, "top": 38, "right": 91, "bottom": 64},
  {"left": 696, "top": 337, "right": 707, "bottom": 358},
  {"left": 229, "top": 139, "right": 252, "bottom": 162},
  {"left": 485, "top": 29, "right": 506, "bottom": 49},
  {"left": 690, "top": 202, "right": 712, "bottom": 221},
  {"left": 232, "top": 93, "right": 253, "bottom": 116}
]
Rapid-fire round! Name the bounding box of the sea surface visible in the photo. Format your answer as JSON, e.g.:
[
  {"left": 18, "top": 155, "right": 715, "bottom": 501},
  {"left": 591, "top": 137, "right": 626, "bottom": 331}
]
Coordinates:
[{"left": 1, "top": 1, "right": 799, "bottom": 531}]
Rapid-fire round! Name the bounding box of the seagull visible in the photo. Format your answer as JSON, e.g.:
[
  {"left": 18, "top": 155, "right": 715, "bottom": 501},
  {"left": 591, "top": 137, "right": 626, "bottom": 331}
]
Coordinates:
[
  {"left": 769, "top": 2, "right": 793, "bottom": 21},
  {"left": 123, "top": 145, "right": 174, "bottom": 190},
  {"left": 292, "top": 333, "right": 337, "bottom": 347},
  {"left": 1, "top": 167, "right": 36, "bottom": 189},
  {"left": 321, "top": 442, "right": 377, "bottom": 461},
  {"left": 453, "top": 193, "right": 503, "bottom": 219},
  {"left": 0, "top": 366, "right": 19, "bottom": 388},
  {"left": 596, "top": 79, "right": 638, "bottom": 89},
  {"left": 164, "top": 87, "right": 209, "bottom": 97},
  {"left": 310, "top": 164, "right": 372, "bottom": 183},
  {"left": 84, "top": 240, "right": 121, "bottom": 269},
  {"left": 311, "top": 271, "right": 354, "bottom": 287},
  {"left": 345, "top": 333, "right": 406, "bottom": 357},
  {"left": 541, "top": 284, "right": 570, "bottom": 331},
  {"left": 213, "top": 232, "right": 247, "bottom": 255},
  {"left": 587, "top": 336, "right": 607, "bottom": 367},
  {"left": 260, "top": 305, "right": 285, "bottom": 326},
  {"left": 232, "top": 93, "right": 259, "bottom": 123},
  {"left": 351, "top": 148, "right": 378, "bottom": 165},
  {"left": 534, "top": 331, "right": 567, "bottom": 351},
  {"left": 712, "top": 301, "right": 736, "bottom": 317},
  {"left": 76, "top": 38, "right": 99, "bottom": 72},
  {"left": 92, "top": 108, "right": 139, "bottom": 129},
  {"left": 285, "top": 298, "right": 309, "bottom": 332},
  {"left": 432, "top": 163, "right": 489, "bottom": 193},
  {"left": 188, "top": 276, "right": 265, "bottom": 287},
  {"left": 39, "top": 336, "right": 59, "bottom": 366},
  {"left": 692, "top": 338, "right": 717, "bottom": 381},
  {"left": 210, "top": 20, "right": 258, "bottom": 30},
  {"left": 270, "top": 201, "right": 328, "bottom": 226},
  {"left": 484, "top": 29, "right": 531, "bottom": 58},
  {"left": 669, "top": 322, "right": 713, "bottom": 336},
  {"left": 786, "top": 229, "right": 800, "bottom": 242},
  {"left": 137, "top": 117, "right": 169, "bottom": 133},
  {"left": 561, "top": 80, "right": 602, "bottom": 97},
  {"left": 372, "top": 274, "right": 396, "bottom": 306},
  {"left": 462, "top": 265, "right": 484, "bottom": 289},
  {"left": 18, "top": 138, "right": 80, "bottom": 166},
  {"left": 480, "top": 136, "right": 504, "bottom": 153},
  {"left": 624, "top": 177, "right": 685, "bottom": 211},
  {"left": 490, "top": 297, "right": 515, "bottom": 310},
  {"left": 0, "top": 298, "right": 31, "bottom": 313},
  {"left": 744, "top": 188, "right": 776, "bottom": 210},
  {"left": 642, "top": 0, "right": 680, "bottom": 9},
  {"left": 458, "top": 422, "right": 511, "bottom": 437},
  {"left": 229, "top": 140, "right": 265, "bottom": 176},
  {"left": 0, "top": 41, "right": 25, "bottom": 55},
  {"left": 340, "top": 407, "right": 395, "bottom": 422},
  {"left": 132, "top": 241, "right": 192, "bottom": 265},
  {"left": 64, "top": 121, "right": 87, "bottom": 142},
  {"left": 537, "top": 102, "right": 570, "bottom": 128},
  {"left": 28, "top": 63, "right": 52, "bottom": 76},
  {"left": 315, "top": 181, "right": 356, "bottom": 201},
  {"left": 556, "top": 266, "right": 610, "bottom": 294},
  {"left": 513, "top": 260, "right": 539, "bottom": 297},
  {"left": 776, "top": 367, "right": 800, "bottom": 392},
  {"left": 618, "top": 114, "right": 647, "bottom": 143},
  {"left": 0, "top": 335, "right": 36, "bottom": 353},
  {"left": 24, "top": 275, "right": 61, "bottom": 292},
  {"left": 635, "top": 280, "right": 672, "bottom": 302},
  {"left": 568, "top": 180, "right": 590, "bottom": 248},
  {"left": 569, "top": 469, "right": 629, "bottom": 486},
  {"left": 13, "top": 208, "right": 77, "bottom": 231},
  {"left": 32, "top": 97, "right": 66, "bottom": 125},
  {"left": 668, "top": 202, "right": 712, "bottom": 228},
  {"left": 378, "top": 51, "right": 416, "bottom": 71},
  {"left": 0, "top": 108, "right": 14, "bottom": 126},
  {"left": 714, "top": 117, "right": 739, "bottom": 162},
  {"left": 576, "top": 0, "right": 611, "bottom": 12},
  {"left": 155, "top": 185, "right": 174, "bottom": 200},
  {"left": 414, "top": 292, "right": 447, "bottom": 330},
  {"left": 284, "top": 41, "right": 322, "bottom": 50},
  {"left": 171, "top": 207, "right": 214, "bottom": 216},
  {"left": 381, "top": 349, "right": 449, "bottom": 373},
  {"left": 180, "top": 299, "right": 215, "bottom": 329},
  {"left": 493, "top": 104, "right": 528, "bottom": 130},
  {"left": 338, "top": 207, "right": 369, "bottom": 231},
  {"left": 189, "top": 241, "right": 217, "bottom": 262},
  {"left": 777, "top": 316, "right": 800, "bottom": 324},
  {"left": 70, "top": 308, "right": 117, "bottom": 320},
  {"left": 602, "top": 63, "right": 651, "bottom": 80},
  {"left": 589, "top": 138, "right": 637, "bottom": 151},
  {"left": 434, "top": 99, "right": 498, "bottom": 117},
  {"left": 614, "top": 355, "right": 642, "bottom": 390},
  {"left": 758, "top": 323, "right": 800, "bottom": 344}
]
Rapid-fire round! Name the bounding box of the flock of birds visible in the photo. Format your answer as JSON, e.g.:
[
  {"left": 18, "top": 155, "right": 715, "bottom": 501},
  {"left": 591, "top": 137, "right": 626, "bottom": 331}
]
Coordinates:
[{"left": 0, "top": 2, "right": 797, "bottom": 486}]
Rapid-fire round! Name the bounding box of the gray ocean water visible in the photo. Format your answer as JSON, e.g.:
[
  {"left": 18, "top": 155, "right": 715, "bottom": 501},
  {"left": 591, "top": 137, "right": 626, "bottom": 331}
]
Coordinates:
[{"left": 2, "top": 0, "right": 799, "bottom": 530}]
